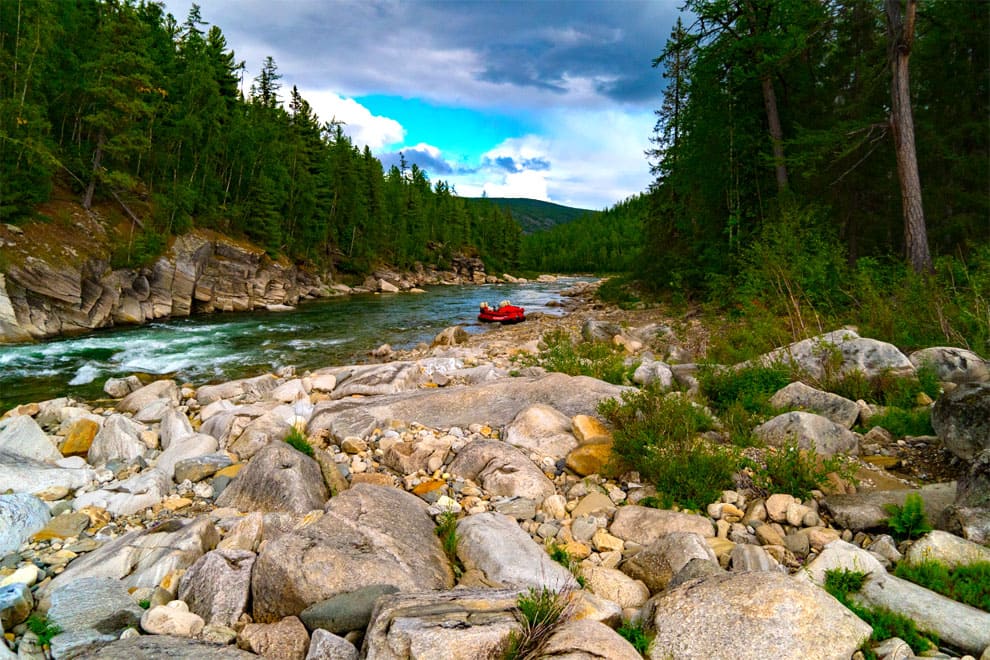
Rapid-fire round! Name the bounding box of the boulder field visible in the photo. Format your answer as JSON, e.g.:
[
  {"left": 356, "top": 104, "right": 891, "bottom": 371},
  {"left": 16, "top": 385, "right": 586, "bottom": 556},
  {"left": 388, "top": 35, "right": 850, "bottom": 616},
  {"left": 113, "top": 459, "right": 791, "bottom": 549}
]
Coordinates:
[{"left": 0, "top": 317, "right": 988, "bottom": 660}]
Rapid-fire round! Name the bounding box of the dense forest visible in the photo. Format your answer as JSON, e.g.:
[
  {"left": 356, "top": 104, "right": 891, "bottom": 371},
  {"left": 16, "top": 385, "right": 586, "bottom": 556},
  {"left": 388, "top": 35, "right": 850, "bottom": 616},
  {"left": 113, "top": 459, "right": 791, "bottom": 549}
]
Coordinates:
[{"left": 0, "top": 0, "right": 521, "bottom": 274}]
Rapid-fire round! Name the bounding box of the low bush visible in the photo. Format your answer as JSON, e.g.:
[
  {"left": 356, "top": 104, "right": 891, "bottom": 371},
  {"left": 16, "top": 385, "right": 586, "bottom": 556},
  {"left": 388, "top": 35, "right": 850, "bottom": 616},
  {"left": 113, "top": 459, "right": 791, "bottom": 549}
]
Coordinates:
[
  {"left": 546, "top": 542, "right": 586, "bottom": 587},
  {"left": 827, "top": 365, "right": 940, "bottom": 410},
  {"left": 754, "top": 441, "right": 854, "bottom": 500},
  {"left": 530, "top": 328, "right": 634, "bottom": 385},
  {"left": 884, "top": 492, "right": 932, "bottom": 540},
  {"left": 893, "top": 560, "right": 990, "bottom": 612},
  {"left": 859, "top": 407, "right": 934, "bottom": 438},
  {"left": 698, "top": 362, "right": 793, "bottom": 415},
  {"left": 599, "top": 387, "right": 738, "bottom": 510},
  {"left": 596, "top": 275, "right": 642, "bottom": 309}
]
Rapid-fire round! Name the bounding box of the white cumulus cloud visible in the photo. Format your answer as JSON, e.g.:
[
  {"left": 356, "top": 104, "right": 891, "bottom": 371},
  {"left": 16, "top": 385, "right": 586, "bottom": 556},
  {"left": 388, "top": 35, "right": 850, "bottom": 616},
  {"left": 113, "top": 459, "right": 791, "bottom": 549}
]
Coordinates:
[{"left": 300, "top": 90, "right": 406, "bottom": 150}]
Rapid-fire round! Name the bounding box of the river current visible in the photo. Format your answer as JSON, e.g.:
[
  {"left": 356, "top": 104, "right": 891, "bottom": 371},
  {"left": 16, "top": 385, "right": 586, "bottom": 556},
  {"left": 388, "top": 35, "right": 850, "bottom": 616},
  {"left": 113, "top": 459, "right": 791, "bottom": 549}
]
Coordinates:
[{"left": 0, "top": 278, "right": 589, "bottom": 412}]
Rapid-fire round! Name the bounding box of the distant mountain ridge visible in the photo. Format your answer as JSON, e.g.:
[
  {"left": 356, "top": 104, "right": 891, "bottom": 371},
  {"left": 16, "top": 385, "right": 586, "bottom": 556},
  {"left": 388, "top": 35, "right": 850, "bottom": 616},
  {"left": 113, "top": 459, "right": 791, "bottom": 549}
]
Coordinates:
[{"left": 465, "top": 197, "right": 598, "bottom": 234}]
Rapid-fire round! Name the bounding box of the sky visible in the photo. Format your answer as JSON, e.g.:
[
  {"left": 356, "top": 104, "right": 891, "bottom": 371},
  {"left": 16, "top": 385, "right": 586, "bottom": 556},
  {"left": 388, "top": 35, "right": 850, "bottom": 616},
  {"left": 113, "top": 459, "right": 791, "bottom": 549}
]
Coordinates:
[{"left": 163, "top": 0, "right": 682, "bottom": 210}]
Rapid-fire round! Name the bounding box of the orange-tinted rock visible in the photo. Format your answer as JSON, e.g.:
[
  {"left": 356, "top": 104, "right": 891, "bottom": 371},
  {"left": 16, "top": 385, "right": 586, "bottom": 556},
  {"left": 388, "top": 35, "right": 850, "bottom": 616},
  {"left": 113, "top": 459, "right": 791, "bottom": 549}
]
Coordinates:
[{"left": 60, "top": 419, "right": 100, "bottom": 457}]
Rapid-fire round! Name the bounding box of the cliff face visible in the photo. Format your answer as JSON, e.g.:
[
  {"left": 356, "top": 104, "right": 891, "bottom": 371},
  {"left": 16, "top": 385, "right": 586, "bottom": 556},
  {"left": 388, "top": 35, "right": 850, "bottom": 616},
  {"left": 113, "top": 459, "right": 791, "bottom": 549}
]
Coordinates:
[{"left": 0, "top": 227, "right": 329, "bottom": 344}]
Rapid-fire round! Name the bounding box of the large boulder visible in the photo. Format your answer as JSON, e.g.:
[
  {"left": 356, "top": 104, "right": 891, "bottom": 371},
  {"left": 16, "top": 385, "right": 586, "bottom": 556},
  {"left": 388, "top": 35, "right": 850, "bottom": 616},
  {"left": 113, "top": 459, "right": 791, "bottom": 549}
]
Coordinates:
[
  {"left": 753, "top": 411, "right": 860, "bottom": 456},
  {"left": 71, "top": 635, "right": 256, "bottom": 659},
  {"left": 0, "top": 415, "right": 60, "bottom": 462},
  {"left": 215, "top": 442, "right": 328, "bottom": 515},
  {"left": 824, "top": 483, "right": 956, "bottom": 532},
  {"left": 227, "top": 409, "right": 293, "bottom": 460},
  {"left": 910, "top": 347, "right": 990, "bottom": 384},
  {"left": 758, "top": 329, "right": 914, "bottom": 381},
  {"left": 456, "top": 512, "right": 577, "bottom": 592},
  {"left": 609, "top": 506, "right": 713, "bottom": 546},
  {"left": 47, "top": 577, "right": 144, "bottom": 636},
  {"left": 87, "top": 415, "right": 146, "bottom": 466},
  {"left": 178, "top": 549, "right": 256, "bottom": 627},
  {"left": 155, "top": 432, "right": 218, "bottom": 481},
  {"left": 117, "top": 379, "right": 179, "bottom": 414},
  {"left": 0, "top": 451, "right": 96, "bottom": 496},
  {"left": 620, "top": 532, "right": 718, "bottom": 593},
  {"left": 647, "top": 571, "right": 871, "bottom": 660},
  {"left": 903, "top": 530, "right": 990, "bottom": 568},
  {"left": 250, "top": 484, "right": 453, "bottom": 622},
  {"left": 196, "top": 374, "right": 279, "bottom": 405},
  {"left": 541, "top": 619, "right": 643, "bottom": 660},
  {"left": 0, "top": 493, "right": 50, "bottom": 555},
  {"left": 72, "top": 467, "right": 171, "bottom": 516},
  {"left": 769, "top": 381, "right": 860, "bottom": 429},
  {"left": 502, "top": 404, "right": 577, "bottom": 460},
  {"left": 932, "top": 382, "right": 990, "bottom": 461},
  {"left": 448, "top": 440, "right": 555, "bottom": 502},
  {"left": 308, "top": 372, "right": 630, "bottom": 441}
]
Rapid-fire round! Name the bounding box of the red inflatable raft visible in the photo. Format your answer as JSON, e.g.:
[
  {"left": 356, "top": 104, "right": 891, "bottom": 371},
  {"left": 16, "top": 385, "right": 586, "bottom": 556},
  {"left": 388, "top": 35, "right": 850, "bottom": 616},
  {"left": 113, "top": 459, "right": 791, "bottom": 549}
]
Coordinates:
[{"left": 478, "top": 301, "right": 525, "bottom": 324}]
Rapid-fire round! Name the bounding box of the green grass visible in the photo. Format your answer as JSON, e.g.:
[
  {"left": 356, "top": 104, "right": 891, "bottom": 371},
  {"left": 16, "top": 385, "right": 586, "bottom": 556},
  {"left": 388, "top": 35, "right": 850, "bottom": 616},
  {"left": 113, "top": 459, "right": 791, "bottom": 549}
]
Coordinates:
[
  {"left": 599, "top": 387, "right": 738, "bottom": 510},
  {"left": 859, "top": 407, "right": 934, "bottom": 438},
  {"left": 893, "top": 561, "right": 990, "bottom": 612},
  {"left": 25, "top": 614, "right": 62, "bottom": 647},
  {"left": 435, "top": 511, "right": 464, "bottom": 579},
  {"left": 547, "top": 542, "right": 586, "bottom": 588},
  {"left": 617, "top": 618, "right": 653, "bottom": 655},
  {"left": 884, "top": 492, "right": 932, "bottom": 540},
  {"left": 284, "top": 426, "right": 314, "bottom": 457},
  {"left": 823, "top": 568, "right": 938, "bottom": 655},
  {"left": 826, "top": 364, "right": 940, "bottom": 409},
  {"left": 530, "top": 328, "right": 636, "bottom": 385},
  {"left": 500, "top": 587, "right": 571, "bottom": 660},
  {"left": 698, "top": 362, "right": 793, "bottom": 415},
  {"left": 754, "top": 441, "right": 855, "bottom": 500}
]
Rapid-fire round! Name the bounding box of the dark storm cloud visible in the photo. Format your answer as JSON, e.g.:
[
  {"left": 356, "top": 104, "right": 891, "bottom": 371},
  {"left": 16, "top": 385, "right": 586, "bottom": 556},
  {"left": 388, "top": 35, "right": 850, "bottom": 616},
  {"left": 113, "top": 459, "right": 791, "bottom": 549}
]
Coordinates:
[{"left": 164, "top": 0, "right": 679, "bottom": 110}]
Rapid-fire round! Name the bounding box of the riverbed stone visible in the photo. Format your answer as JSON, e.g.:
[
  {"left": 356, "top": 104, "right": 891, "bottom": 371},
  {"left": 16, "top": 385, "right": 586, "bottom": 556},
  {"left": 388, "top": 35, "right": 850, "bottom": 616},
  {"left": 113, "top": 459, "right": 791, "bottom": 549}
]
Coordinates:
[
  {"left": 571, "top": 414, "right": 612, "bottom": 445},
  {"left": 0, "top": 582, "right": 32, "bottom": 630},
  {"left": 103, "top": 375, "right": 142, "bottom": 399},
  {"left": 581, "top": 565, "right": 649, "bottom": 608},
  {"left": 382, "top": 434, "right": 452, "bottom": 475},
  {"left": 647, "top": 570, "right": 871, "bottom": 660},
  {"left": 87, "top": 414, "right": 145, "bottom": 466},
  {"left": 299, "top": 584, "right": 400, "bottom": 634},
  {"left": 502, "top": 404, "right": 576, "bottom": 460},
  {"left": 910, "top": 347, "right": 990, "bottom": 384},
  {"left": 72, "top": 467, "right": 172, "bottom": 516},
  {"left": 932, "top": 382, "right": 990, "bottom": 461},
  {"left": 633, "top": 359, "right": 674, "bottom": 390},
  {"left": 48, "top": 577, "right": 144, "bottom": 635},
  {"left": 215, "top": 441, "right": 328, "bottom": 515},
  {"left": 0, "top": 415, "right": 60, "bottom": 462},
  {"left": 61, "top": 418, "right": 101, "bottom": 457},
  {"left": 196, "top": 374, "right": 279, "bottom": 405},
  {"left": 251, "top": 484, "right": 453, "bottom": 622},
  {"left": 610, "top": 505, "right": 713, "bottom": 546},
  {"left": 306, "top": 629, "right": 358, "bottom": 660},
  {"left": 173, "top": 453, "right": 233, "bottom": 483},
  {"left": 824, "top": 482, "right": 956, "bottom": 531},
  {"left": 769, "top": 381, "right": 860, "bottom": 428},
  {"left": 31, "top": 510, "right": 90, "bottom": 541},
  {"left": 753, "top": 411, "right": 860, "bottom": 456},
  {"left": 70, "top": 634, "right": 257, "bottom": 658},
  {"left": 621, "top": 532, "right": 717, "bottom": 593},
  {"left": 456, "top": 512, "right": 577, "bottom": 591},
  {"left": 432, "top": 325, "right": 468, "bottom": 347},
  {"left": 228, "top": 409, "right": 293, "bottom": 460},
  {"left": 140, "top": 600, "right": 205, "bottom": 637},
  {"left": 178, "top": 549, "right": 255, "bottom": 627},
  {"left": 541, "top": 619, "right": 643, "bottom": 660},
  {"left": 448, "top": 440, "right": 555, "bottom": 502},
  {"left": 117, "top": 379, "right": 179, "bottom": 414},
  {"left": 565, "top": 441, "right": 613, "bottom": 476},
  {"left": 904, "top": 530, "right": 990, "bottom": 568},
  {"left": 0, "top": 451, "right": 96, "bottom": 496},
  {"left": 0, "top": 493, "right": 50, "bottom": 555}
]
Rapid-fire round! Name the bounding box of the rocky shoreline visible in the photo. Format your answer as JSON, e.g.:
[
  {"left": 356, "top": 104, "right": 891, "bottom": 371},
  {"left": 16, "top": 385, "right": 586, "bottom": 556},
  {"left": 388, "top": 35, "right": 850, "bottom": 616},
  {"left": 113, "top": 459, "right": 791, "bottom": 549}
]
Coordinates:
[{"left": 1, "top": 288, "right": 989, "bottom": 660}]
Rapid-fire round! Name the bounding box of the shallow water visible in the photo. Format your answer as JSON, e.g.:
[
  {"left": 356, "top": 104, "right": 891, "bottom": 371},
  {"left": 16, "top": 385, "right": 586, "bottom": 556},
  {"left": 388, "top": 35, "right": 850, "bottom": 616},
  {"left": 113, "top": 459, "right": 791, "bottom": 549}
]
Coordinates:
[{"left": 0, "top": 278, "right": 588, "bottom": 411}]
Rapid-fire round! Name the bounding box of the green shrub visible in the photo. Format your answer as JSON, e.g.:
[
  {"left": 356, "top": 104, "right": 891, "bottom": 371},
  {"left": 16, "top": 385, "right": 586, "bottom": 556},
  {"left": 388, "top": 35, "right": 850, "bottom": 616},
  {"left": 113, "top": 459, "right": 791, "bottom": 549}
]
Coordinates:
[
  {"left": 617, "top": 618, "right": 653, "bottom": 655},
  {"left": 860, "top": 408, "right": 933, "bottom": 438},
  {"left": 284, "top": 427, "right": 314, "bottom": 456},
  {"left": 698, "top": 362, "right": 793, "bottom": 415},
  {"left": 755, "top": 441, "right": 854, "bottom": 500},
  {"left": 596, "top": 275, "right": 642, "bottom": 309},
  {"left": 500, "top": 587, "right": 571, "bottom": 660},
  {"left": 435, "top": 511, "right": 464, "bottom": 578},
  {"left": 599, "top": 388, "right": 738, "bottom": 510},
  {"left": 827, "top": 364, "right": 939, "bottom": 411},
  {"left": 25, "top": 614, "right": 61, "bottom": 647},
  {"left": 823, "top": 568, "right": 938, "bottom": 654},
  {"left": 884, "top": 492, "right": 932, "bottom": 540},
  {"left": 531, "top": 329, "right": 634, "bottom": 385},
  {"left": 893, "top": 560, "right": 990, "bottom": 612}
]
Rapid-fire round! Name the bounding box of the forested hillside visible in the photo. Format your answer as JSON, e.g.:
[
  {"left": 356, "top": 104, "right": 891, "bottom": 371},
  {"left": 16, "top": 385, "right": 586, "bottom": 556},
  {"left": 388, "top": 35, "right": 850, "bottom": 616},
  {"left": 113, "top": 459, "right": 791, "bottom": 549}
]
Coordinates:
[
  {"left": 0, "top": 1, "right": 521, "bottom": 274},
  {"left": 466, "top": 198, "right": 596, "bottom": 234}
]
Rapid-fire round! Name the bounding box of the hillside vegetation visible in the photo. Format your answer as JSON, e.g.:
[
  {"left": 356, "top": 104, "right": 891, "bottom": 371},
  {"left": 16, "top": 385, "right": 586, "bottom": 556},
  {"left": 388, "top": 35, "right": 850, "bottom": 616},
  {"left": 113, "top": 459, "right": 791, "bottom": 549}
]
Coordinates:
[{"left": 466, "top": 198, "right": 596, "bottom": 235}]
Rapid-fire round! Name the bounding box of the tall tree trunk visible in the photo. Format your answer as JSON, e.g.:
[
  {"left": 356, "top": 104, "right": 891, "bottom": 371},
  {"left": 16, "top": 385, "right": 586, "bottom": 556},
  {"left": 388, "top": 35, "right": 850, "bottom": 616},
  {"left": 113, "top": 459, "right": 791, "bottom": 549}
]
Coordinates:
[
  {"left": 82, "top": 131, "right": 106, "bottom": 210},
  {"left": 761, "top": 74, "right": 789, "bottom": 191},
  {"left": 885, "top": 0, "right": 932, "bottom": 273}
]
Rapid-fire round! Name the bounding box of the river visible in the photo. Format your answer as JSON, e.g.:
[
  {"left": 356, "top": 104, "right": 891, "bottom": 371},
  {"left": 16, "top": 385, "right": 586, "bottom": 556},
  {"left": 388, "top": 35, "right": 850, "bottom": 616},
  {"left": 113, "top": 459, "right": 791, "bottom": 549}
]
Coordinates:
[{"left": 0, "top": 278, "right": 589, "bottom": 412}]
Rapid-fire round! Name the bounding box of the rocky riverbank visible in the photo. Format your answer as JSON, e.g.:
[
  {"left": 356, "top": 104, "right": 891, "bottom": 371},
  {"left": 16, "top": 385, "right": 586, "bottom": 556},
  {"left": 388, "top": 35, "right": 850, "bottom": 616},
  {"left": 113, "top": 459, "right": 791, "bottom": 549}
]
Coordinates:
[{"left": 1, "top": 290, "right": 989, "bottom": 659}]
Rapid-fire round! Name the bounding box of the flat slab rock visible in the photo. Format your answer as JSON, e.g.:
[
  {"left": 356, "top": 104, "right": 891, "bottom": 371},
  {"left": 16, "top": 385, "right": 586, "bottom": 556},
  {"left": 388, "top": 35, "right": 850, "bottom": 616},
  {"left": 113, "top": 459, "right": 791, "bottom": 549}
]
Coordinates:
[
  {"left": 72, "top": 634, "right": 257, "bottom": 659},
  {"left": 824, "top": 482, "right": 956, "bottom": 531}
]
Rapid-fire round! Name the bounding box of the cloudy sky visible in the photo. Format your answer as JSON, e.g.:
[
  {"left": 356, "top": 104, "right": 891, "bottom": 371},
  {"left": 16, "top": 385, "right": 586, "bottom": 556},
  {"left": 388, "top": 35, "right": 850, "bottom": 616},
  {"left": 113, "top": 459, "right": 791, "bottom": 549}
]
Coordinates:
[{"left": 163, "top": 0, "right": 682, "bottom": 209}]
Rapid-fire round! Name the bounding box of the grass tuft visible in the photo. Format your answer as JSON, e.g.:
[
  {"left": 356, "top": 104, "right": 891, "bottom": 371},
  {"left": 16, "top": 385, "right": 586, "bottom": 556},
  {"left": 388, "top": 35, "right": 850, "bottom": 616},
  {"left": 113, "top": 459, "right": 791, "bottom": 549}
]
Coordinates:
[
  {"left": 435, "top": 511, "right": 464, "bottom": 579},
  {"left": 25, "top": 614, "right": 62, "bottom": 647},
  {"left": 893, "top": 560, "right": 990, "bottom": 612},
  {"left": 884, "top": 493, "right": 932, "bottom": 540},
  {"left": 528, "top": 328, "right": 636, "bottom": 385},
  {"left": 617, "top": 618, "right": 654, "bottom": 655},
  {"left": 284, "top": 426, "right": 314, "bottom": 456},
  {"left": 500, "top": 587, "right": 572, "bottom": 660},
  {"left": 754, "top": 441, "right": 855, "bottom": 500}
]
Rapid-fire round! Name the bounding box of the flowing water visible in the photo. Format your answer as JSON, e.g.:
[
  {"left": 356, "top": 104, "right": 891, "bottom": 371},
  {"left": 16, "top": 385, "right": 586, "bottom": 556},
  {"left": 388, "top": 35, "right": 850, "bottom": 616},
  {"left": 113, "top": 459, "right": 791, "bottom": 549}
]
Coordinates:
[{"left": 0, "top": 278, "right": 590, "bottom": 412}]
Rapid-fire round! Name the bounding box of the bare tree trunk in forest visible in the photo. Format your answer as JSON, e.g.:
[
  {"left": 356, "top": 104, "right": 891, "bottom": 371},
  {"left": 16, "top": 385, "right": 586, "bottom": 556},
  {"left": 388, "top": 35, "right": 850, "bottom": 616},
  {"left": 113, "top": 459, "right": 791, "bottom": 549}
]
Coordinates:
[
  {"left": 761, "top": 74, "right": 788, "bottom": 191},
  {"left": 82, "top": 131, "right": 106, "bottom": 210},
  {"left": 885, "top": 0, "right": 932, "bottom": 273}
]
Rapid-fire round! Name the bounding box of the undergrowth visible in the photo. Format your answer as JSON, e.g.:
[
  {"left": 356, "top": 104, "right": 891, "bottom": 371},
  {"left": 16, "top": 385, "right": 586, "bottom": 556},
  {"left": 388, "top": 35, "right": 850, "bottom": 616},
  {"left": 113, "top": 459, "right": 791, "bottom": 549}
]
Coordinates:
[
  {"left": 823, "top": 568, "right": 938, "bottom": 655},
  {"left": 546, "top": 542, "right": 586, "bottom": 587},
  {"left": 884, "top": 492, "right": 932, "bottom": 540},
  {"left": 893, "top": 560, "right": 990, "bottom": 612},
  {"left": 25, "top": 614, "right": 61, "bottom": 647},
  {"left": 753, "top": 441, "right": 855, "bottom": 500},
  {"left": 698, "top": 362, "right": 793, "bottom": 415},
  {"left": 858, "top": 408, "right": 934, "bottom": 438},
  {"left": 599, "top": 387, "right": 737, "bottom": 510},
  {"left": 529, "top": 328, "right": 635, "bottom": 385},
  {"left": 435, "top": 511, "right": 464, "bottom": 579},
  {"left": 617, "top": 618, "right": 653, "bottom": 655}
]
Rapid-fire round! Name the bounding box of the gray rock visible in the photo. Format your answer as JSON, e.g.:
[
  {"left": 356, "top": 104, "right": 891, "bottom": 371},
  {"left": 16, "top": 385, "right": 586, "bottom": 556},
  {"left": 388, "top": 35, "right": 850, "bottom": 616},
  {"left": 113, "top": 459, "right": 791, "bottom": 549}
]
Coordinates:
[
  {"left": 456, "top": 512, "right": 577, "bottom": 592},
  {"left": 228, "top": 409, "right": 292, "bottom": 460},
  {"left": 0, "top": 451, "right": 95, "bottom": 497},
  {"left": 582, "top": 319, "right": 622, "bottom": 342},
  {"left": 0, "top": 493, "right": 50, "bottom": 555},
  {"left": 47, "top": 577, "right": 144, "bottom": 635},
  {"left": 87, "top": 415, "right": 145, "bottom": 466},
  {"left": 308, "top": 372, "right": 630, "bottom": 441},
  {"left": 904, "top": 530, "right": 990, "bottom": 568},
  {"left": 215, "top": 442, "right": 328, "bottom": 515},
  {"left": 729, "top": 543, "right": 783, "bottom": 572},
  {"left": 432, "top": 325, "right": 468, "bottom": 347},
  {"left": 173, "top": 453, "right": 233, "bottom": 483},
  {"left": 502, "top": 404, "right": 577, "bottom": 460},
  {"left": 324, "top": 362, "right": 429, "bottom": 399},
  {"left": 38, "top": 517, "right": 219, "bottom": 608},
  {"left": 158, "top": 408, "right": 193, "bottom": 450},
  {"left": 196, "top": 374, "right": 279, "bottom": 405},
  {"left": 299, "top": 584, "right": 399, "bottom": 634},
  {"left": 541, "top": 619, "right": 643, "bottom": 660},
  {"left": 800, "top": 540, "right": 990, "bottom": 655},
  {"left": 621, "top": 532, "right": 718, "bottom": 593},
  {"left": 117, "top": 379, "right": 179, "bottom": 414},
  {"left": 757, "top": 329, "right": 914, "bottom": 381},
  {"left": 72, "top": 635, "right": 257, "bottom": 659},
  {"left": 910, "top": 347, "right": 990, "bottom": 384},
  {"left": 609, "top": 505, "right": 713, "bottom": 546},
  {"left": 448, "top": 440, "right": 555, "bottom": 502},
  {"left": 824, "top": 483, "right": 956, "bottom": 531},
  {"left": 933, "top": 383, "right": 990, "bottom": 461},
  {"left": 361, "top": 588, "right": 523, "bottom": 660},
  {"left": 103, "top": 376, "right": 142, "bottom": 399},
  {"left": 72, "top": 467, "right": 171, "bottom": 516},
  {"left": 178, "top": 549, "right": 255, "bottom": 627},
  {"left": 306, "top": 629, "right": 358, "bottom": 660},
  {"left": 239, "top": 616, "right": 312, "bottom": 658},
  {"left": 648, "top": 571, "right": 871, "bottom": 660},
  {"left": 668, "top": 556, "right": 727, "bottom": 589},
  {"left": 49, "top": 629, "right": 118, "bottom": 660},
  {"left": 580, "top": 565, "right": 649, "bottom": 608},
  {"left": 0, "top": 415, "right": 60, "bottom": 462},
  {"left": 769, "top": 381, "right": 860, "bottom": 428},
  {"left": 155, "top": 432, "right": 218, "bottom": 481},
  {"left": 0, "top": 582, "right": 32, "bottom": 630},
  {"left": 633, "top": 359, "right": 675, "bottom": 390},
  {"left": 753, "top": 411, "right": 860, "bottom": 456},
  {"left": 251, "top": 484, "right": 453, "bottom": 622}
]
